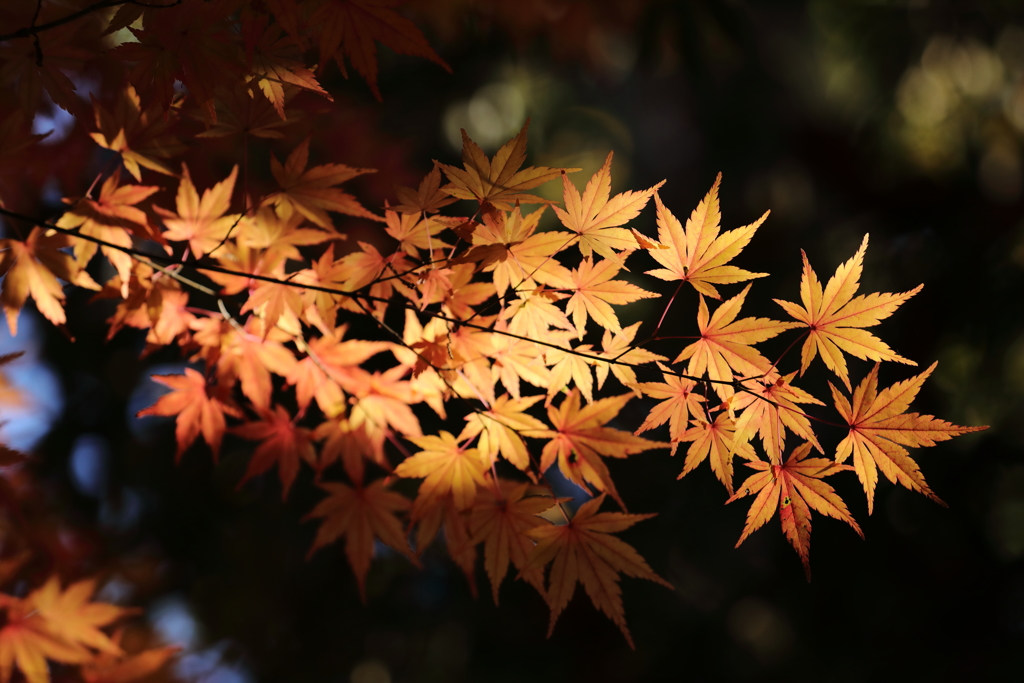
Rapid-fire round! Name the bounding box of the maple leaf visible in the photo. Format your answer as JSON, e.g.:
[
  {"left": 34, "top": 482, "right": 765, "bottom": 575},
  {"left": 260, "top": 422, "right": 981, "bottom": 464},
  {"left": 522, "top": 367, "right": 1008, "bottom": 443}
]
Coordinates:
[
  {"left": 28, "top": 577, "right": 132, "bottom": 657},
  {"left": 565, "top": 258, "right": 658, "bottom": 339},
  {"left": 196, "top": 83, "right": 299, "bottom": 140},
  {"left": 265, "top": 138, "right": 381, "bottom": 229},
  {"left": 774, "top": 234, "right": 922, "bottom": 392},
  {"left": 154, "top": 164, "right": 240, "bottom": 259},
  {"left": 89, "top": 84, "right": 186, "bottom": 181},
  {"left": 244, "top": 18, "right": 332, "bottom": 119},
  {"left": 0, "top": 22, "right": 91, "bottom": 119},
  {"left": 137, "top": 368, "right": 241, "bottom": 462},
  {"left": 395, "top": 431, "right": 488, "bottom": 514},
  {"left": 553, "top": 151, "right": 664, "bottom": 259},
  {"left": 232, "top": 405, "right": 317, "bottom": 500},
  {"left": 393, "top": 165, "right": 457, "bottom": 214},
  {"left": 112, "top": 0, "right": 245, "bottom": 124},
  {"left": 56, "top": 169, "right": 160, "bottom": 295},
  {"left": 491, "top": 335, "right": 551, "bottom": 400},
  {"left": 634, "top": 371, "right": 704, "bottom": 454},
  {"left": 0, "top": 596, "right": 88, "bottom": 683},
  {"left": 457, "top": 204, "right": 573, "bottom": 298},
  {"left": 79, "top": 639, "right": 180, "bottom": 683},
  {"left": 544, "top": 333, "right": 596, "bottom": 405},
  {"left": 311, "top": 0, "right": 451, "bottom": 101},
  {"left": 674, "top": 285, "right": 798, "bottom": 399},
  {"left": 538, "top": 390, "right": 666, "bottom": 509},
  {"left": 831, "top": 363, "right": 987, "bottom": 514},
  {"left": 384, "top": 207, "right": 447, "bottom": 258},
  {"left": 524, "top": 493, "right": 672, "bottom": 648},
  {"left": 728, "top": 442, "right": 864, "bottom": 580},
  {"left": 675, "top": 412, "right": 756, "bottom": 495},
  {"left": 731, "top": 372, "right": 824, "bottom": 464},
  {"left": 470, "top": 481, "right": 554, "bottom": 603},
  {"left": 594, "top": 322, "right": 667, "bottom": 393},
  {"left": 643, "top": 176, "right": 768, "bottom": 298},
  {"left": 305, "top": 478, "right": 417, "bottom": 600},
  {"left": 345, "top": 365, "right": 424, "bottom": 446},
  {"left": 0, "top": 227, "right": 100, "bottom": 335},
  {"left": 501, "top": 285, "right": 575, "bottom": 340},
  {"left": 239, "top": 279, "right": 304, "bottom": 334},
  {"left": 438, "top": 120, "right": 579, "bottom": 210},
  {"left": 460, "top": 394, "right": 548, "bottom": 470}
]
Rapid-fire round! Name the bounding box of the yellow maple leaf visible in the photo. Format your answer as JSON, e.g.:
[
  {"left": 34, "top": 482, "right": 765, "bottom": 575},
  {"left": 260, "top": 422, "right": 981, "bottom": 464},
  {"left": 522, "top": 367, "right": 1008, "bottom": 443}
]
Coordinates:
[
  {"left": 459, "top": 394, "right": 548, "bottom": 470},
  {"left": 728, "top": 443, "right": 863, "bottom": 580},
  {"left": 553, "top": 151, "right": 664, "bottom": 259},
  {"left": 831, "top": 363, "right": 987, "bottom": 514},
  {"left": 774, "top": 234, "right": 922, "bottom": 391},
  {"left": 537, "top": 390, "right": 666, "bottom": 509},
  {"left": 675, "top": 412, "right": 756, "bottom": 495},
  {"left": 265, "top": 138, "right": 381, "bottom": 229},
  {"left": 438, "top": 120, "right": 579, "bottom": 210},
  {"left": 674, "top": 284, "right": 798, "bottom": 399},
  {"left": 643, "top": 174, "right": 768, "bottom": 298},
  {"left": 395, "top": 431, "right": 489, "bottom": 513},
  {"left": 0, "top": 227, "right": 100, "bottom": 335},
  {"left": 565, "top": 258, "right": 658, "bottom": 339}
]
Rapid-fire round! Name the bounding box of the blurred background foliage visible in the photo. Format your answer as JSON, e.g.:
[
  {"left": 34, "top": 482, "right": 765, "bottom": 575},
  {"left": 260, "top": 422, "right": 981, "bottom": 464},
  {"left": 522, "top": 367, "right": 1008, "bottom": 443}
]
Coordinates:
[{"left": 1, "top": 0, "right": 1022, "bottom": 681}]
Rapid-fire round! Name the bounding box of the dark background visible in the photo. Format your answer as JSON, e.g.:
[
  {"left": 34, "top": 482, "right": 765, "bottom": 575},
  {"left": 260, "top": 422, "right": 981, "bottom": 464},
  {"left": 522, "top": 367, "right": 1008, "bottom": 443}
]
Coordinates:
[{"left": 3, "top": 0, "right": 1022, "bottom": 681}]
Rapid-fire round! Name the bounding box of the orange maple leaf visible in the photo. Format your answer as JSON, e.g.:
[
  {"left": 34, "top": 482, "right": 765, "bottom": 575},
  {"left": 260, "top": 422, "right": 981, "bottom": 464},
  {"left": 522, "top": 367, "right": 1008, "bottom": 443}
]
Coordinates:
[
  {"left": 565, "top": 258, "right": 658, "bottom": 339},
  {"left": 643, "top": 175, "right": 768, "bottom": 298},
  {"left": 394, "top": 431, "right": 488, "bottom": 514},
  {"left": 438, "top": 120, "right": 579, "bottom": 210},
  {"left": 544, "top": 335, "right": 596, "bottom": 405},
  {"left": 459, "top": 394, "right": 548, "bottom": 470},
  {"left": 0, "top": 576, "right": 132, "bottom": 683},
  {"left": 28, "top": 577, "right": 132, "bottom": 657},
  {"left": 675, "top": 412, "right": 756, "bottom": 495},
  {"left": 728, "top": 442, "right": 863, "bottom": 580},
  {"left": 56, "top": 169, "right": 160, "bottom": 295},
  {"left": 384, "top": 207, "right": 448, "bottom": 258},
  {"left": 831, "top": 363, "right": 987, "bottom": 514},
  {"left": 154, "top": 164, "right": 240, "bottom": 259},
  {"left": 311, "top": 0, "right": 451, "bottom": 101},
  {"left": 594, "top": 322, "right": 667, "bottom": 393},
  {"left": 774, "top": 234, "right": 922, "bottom": 391},
  {"left": 731, "top": 372, "right": 825, "bottom": 464},
  {"left": 553, "top": 151, "right": 664, "bottom": 259},
  {"left": 634, "top": 371, "right": 704, "bottom": 454},
  {"left": 0, "top": 227, "right": 100, "bottom": 335},
  {"left": 137, "top": 368, "right": 241, "bottom": 462},
  {"left": 80, "top": 638, "right": 180, "bottom": 683},
  {"left": 524, "top": 493, "right": 672, "bottom": 648},
  {"left": 674, "top": 284, "right": 798, "bottom": 399},
  {"left": 501, "top": 286, "right": 575, "bottom": 340},
  {"left": 265, "top": 138, "right": 382, "bottom": 229},
  {"left": 244, "top": 18, "right": 332, "bottom": 120},
  {"left": 305, "top": 478, "right": 417, "bottom": 600},
  {"left": 457, "top": 204, "right": 573, "bottom": 298},
  {"left": 470, "top": 481, "right": 554, "bottom": 604},
  {"left": 232, "top": 405, "right": 317, "bottom": 500},
  {"left": 392, "top": 165, "right": 457, "bottom": 215},
  {"left": 538, "top": 390, "right": 666, "bottom": 509}
]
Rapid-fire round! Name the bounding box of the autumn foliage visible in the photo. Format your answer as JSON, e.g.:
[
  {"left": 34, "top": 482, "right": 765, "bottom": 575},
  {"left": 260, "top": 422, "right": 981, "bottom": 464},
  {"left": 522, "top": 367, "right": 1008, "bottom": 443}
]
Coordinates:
[{"left": 0, "top": 1, "right": 988, "bottom": 678}]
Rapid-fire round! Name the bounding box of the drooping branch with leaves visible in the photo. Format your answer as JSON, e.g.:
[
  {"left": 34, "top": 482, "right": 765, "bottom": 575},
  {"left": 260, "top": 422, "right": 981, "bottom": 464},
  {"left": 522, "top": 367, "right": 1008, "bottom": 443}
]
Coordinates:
[{"left": 0, "top": 0, "right": 987, "bottom": 676}]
